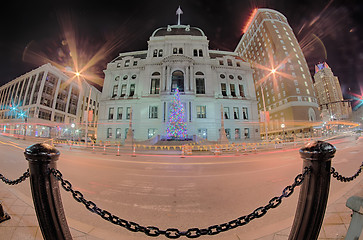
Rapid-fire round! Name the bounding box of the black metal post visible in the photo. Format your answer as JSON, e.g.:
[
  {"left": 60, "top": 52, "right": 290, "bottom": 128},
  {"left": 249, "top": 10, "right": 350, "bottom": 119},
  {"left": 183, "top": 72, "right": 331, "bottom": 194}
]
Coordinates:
[
  {"left": 288, "top": 141, "right": 336, "bottom": 240},
  {"left": 0, "top": 201, "right": 10, "bottom": 223},
  {"left": 24, "top": 143, "right": 72, "bottom": 240}
]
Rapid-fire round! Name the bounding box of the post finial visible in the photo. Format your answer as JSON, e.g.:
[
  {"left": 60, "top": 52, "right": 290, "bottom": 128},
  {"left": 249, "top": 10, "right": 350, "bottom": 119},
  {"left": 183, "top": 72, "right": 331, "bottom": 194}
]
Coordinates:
[{"left": 176, "top": 6, "right": 183, "bottom": 25}]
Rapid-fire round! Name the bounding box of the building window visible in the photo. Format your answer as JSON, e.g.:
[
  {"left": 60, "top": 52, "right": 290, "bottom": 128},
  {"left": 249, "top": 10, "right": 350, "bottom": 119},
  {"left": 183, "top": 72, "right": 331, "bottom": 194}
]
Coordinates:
[
  {"left": 171, "top": 70, "right": 184, "bottom": 92},
  {"left": 108, "top": 107, "right": 114, "bottom": 120},
  {"left": 133, "top": 61, "right": 138, "bottom": 66},
  {"left": 179, "top": 48, "right": 183, "bottom": 54},
  {"left": 149, "top": 106, "right": 158, "bottom": 119},
  {"left": 233, "top": 107, "right": 240, "bottom": 119},
  {"left": 126, "top": 107, "right": 131, "bottom": 119},
  {"left": 193, "top": 49, "right": 198, "bottom": 57},
  {"left": 150, "top": 78, "right": 160, "bottom": 94},
  {"left": 199, "top": 49, "right": 203, "bottom": 57},
  {"left": 116, "top": 128, "right": 121, "bottom": 139},
  {"left": 198, "top": 128, "right": 207, "bottom": 139},
  {"left": 219, "top": 60, "right": 224, "bottom": 65},
  {"left": 148, "top": 128, "right": 157, "bottom": 139},
  {"left": 153, "top": 49, "right": 158, "bottom": 57},
  {"left": 173, "top": 48, "right": 178, "bottom": 54},
  {"left": 196, "top": 105, "right": 206, "bottom": 118},
  {"left": 117, "top": 107, "right": 123, "bottom": 120},
  {"left": 244, "top": 128, "right": 250, "bottom": 139},
  {"left": 120, "top": 84, "right": 127, "bottom": 97},
  {"left": 224, "top": 107, "right": 230, "bottom": 119},
  {"left": 107, "top": 128, "right": 112, "bottom": 138},
  {"left": 230, "top": 84, "right": 236, "bottom": 97},
  {"left": 227, "top": 59, "right": 233, "bottom": 66},
  {"left": 112, "top": 85, "right": 118, "bottom": 98},
  {"left": 235, "top": 128, "right": 241, "bottom": 139},
  {"left": 225, "top": 128, "right": 231, "bottom": 139},
  {"left": 239, "top": 84, "right": 245, "bottom": 97},
  {"left": 196, "top": 78, "right": 205, "bottom": 94},
  {"left": 124, "top": 60, "right": 130, "bottom": 67},
  {"left": 242, "top": 107, "right": 248, "bottom": 120},
  {"left": 129, "top": 84, "right": 135, "bottom": 97},
  {"left": 158, "top": 49, "right": 163, "bottom": 57},
  {"left": 221, "top": 83, "right": 227, "bottom": 96},
  {"left": 296, "top": 88, "right": 300, "bottom": 94}
]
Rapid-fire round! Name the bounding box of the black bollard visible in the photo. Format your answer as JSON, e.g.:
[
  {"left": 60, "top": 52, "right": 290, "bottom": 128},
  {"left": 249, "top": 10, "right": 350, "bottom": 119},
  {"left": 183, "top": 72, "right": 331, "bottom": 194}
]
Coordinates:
[
  {"left": 288, "top": 141, "right": 336, "bottom": 240},
  {"left": 24, "top": 143, "right": 72, "bottom": 240},
  {"left": 0, "top": 201, "right": 10, "bottom": 223}
]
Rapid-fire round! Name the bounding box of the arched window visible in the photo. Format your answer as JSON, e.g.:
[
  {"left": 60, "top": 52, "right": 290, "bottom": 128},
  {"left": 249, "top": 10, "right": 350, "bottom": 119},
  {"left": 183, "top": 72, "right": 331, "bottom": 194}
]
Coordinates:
[
  {"left": 158, "top": 49, "right": 163, "bottom": 57},
  {"left": 195, "top": 72, "right": 205, "bottom": 94},
  {"left": 179, "top": 48, "right": 183, "bottom": 54},
  {"left": 153, "top": 49, "right": 158, "bottom": 57},
  {"left": 199, "top": 49, "right": 203, "bottom": 57},
  {"left": 150, "top": 72, "right": 160, "bottom": 94},
  {"left": 171, "top": 70, "right": 184, "bottom": 92}
]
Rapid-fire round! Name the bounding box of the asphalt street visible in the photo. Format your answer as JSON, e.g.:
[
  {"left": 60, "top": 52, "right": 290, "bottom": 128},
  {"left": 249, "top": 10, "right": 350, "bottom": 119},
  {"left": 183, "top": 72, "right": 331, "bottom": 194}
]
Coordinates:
[{"left": 0, "top": 135, "right": 361, "bottom": 239}]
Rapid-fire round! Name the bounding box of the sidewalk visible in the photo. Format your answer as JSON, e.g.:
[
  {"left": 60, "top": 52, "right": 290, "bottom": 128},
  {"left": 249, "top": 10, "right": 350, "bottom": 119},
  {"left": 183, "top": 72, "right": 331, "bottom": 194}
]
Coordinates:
[
  {"left": 257, "top": 178, "right": 363, "bottom": 240},
  {"left": 1, "top": 179, "right": 362, "bottom": 240},
  {"left": 0, "top": 184, "right": 101, "bottom": 240}
]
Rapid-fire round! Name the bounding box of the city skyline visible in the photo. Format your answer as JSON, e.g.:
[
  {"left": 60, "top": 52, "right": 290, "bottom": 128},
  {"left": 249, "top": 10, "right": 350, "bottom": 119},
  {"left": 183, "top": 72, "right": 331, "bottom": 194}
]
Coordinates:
[{"left": 0, "top": 0, "right": 362, "bottom": 97}]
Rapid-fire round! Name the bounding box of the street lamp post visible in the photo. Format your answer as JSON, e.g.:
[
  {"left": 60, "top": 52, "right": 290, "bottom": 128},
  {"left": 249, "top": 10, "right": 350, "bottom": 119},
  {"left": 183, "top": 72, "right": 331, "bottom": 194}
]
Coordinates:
[
  {"left": 281, "top": 123, "right": 286, "bottom": 142},
  {"left": 260, "top": 85, "right": 268, "bottom": 141},
  {"left": 71, "top": 123, "right": 75, "bottom": 141}
]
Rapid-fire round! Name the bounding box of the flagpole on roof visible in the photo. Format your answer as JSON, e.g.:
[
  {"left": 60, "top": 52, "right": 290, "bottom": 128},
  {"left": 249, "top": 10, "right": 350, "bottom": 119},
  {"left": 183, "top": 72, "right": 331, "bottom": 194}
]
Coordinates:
[{"left": 176, "top": 6, "right": 183, "bottom": 25}]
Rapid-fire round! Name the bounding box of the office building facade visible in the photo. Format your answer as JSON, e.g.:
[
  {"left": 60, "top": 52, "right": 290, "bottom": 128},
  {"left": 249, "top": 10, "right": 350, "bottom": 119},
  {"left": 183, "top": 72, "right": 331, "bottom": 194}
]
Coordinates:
[
  {"left": 0, "top": 63, "right": 101, "bottom": 139},
  {"left": 235, "top": 8, "right": 320, "bottom": 139}
]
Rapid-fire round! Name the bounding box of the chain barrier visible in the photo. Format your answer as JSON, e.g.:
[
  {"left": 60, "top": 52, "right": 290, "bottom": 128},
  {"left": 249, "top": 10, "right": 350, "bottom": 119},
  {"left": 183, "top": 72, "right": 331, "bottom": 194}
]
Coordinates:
[
  {"left": 51, "top": 167, "right": 311, "bottom": 238},
  {"left": 0, "top": 169, "right": 30, "bottom": 185},
  {"left": 331, "top": 162, "right": 363, "bottom": 182}
]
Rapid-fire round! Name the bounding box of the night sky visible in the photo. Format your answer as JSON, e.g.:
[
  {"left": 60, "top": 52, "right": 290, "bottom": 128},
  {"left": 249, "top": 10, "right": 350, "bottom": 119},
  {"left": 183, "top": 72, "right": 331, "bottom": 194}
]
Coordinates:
[{"left": 0, "top": 0, "right": 362, "bottom": 98}]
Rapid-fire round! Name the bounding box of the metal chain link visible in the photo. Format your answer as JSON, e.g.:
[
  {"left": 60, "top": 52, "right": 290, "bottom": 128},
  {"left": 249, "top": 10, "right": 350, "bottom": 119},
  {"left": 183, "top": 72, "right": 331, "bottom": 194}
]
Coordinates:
[
  {"left": 51, "top": 167, "right": 311, "bottom": 238},
  {"left": 331, "top": 162, "right": 363, "bottom": 182},
  {"left": 0, "top": 169, "right": 30, "bottom": 185}
]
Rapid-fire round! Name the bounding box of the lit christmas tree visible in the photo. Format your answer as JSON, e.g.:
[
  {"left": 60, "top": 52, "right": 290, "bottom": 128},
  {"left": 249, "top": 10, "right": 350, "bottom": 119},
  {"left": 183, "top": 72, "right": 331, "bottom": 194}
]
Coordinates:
[{"left": 166, "top": 88, "right": 187, "bottom": 139}]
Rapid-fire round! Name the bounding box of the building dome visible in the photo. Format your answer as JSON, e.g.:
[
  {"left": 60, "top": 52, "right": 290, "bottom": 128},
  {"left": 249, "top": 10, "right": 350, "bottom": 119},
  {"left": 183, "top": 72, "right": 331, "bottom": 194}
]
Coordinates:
[{"left": 151, "top": 25, "right": 205, "bottom": 37}]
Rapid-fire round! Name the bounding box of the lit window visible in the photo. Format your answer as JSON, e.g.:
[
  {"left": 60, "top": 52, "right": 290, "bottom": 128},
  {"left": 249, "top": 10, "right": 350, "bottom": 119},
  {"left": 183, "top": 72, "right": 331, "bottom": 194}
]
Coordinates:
[
  {"left": 221, "top": 83, "right": 227, "bottom": 96},
  {"left": 108, "top": 107, "right": 114, "bottom": 120},
  {"left": 196, "top": 105, "right": 206, "bottom": 118},
  {"left": 117, "top": 107, "right": 123, "bottom": 120},
  {"left": 107, "top": 128, "right": 112, "bottom": 138},
  {"left": 149, "top": 106, "right": 158, "bottom": 119},
  {"left": 112, "top": 85, "right": 118, "bottom": 98},
  {"left": 124, "top": 60, "right": 130, "bottom": 67},
  {"left": 120, "top": 84, "right": 127, "bottom": 97}
]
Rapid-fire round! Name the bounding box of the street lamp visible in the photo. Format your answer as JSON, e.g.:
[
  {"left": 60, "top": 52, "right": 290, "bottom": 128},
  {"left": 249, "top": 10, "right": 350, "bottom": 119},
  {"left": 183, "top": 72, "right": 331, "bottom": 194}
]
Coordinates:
[
  {"left": 281, "top": 123, "right": 286, "bottom": 141},
  {"left": 71, "top": 123, "right": 75, "bottom": 141}
]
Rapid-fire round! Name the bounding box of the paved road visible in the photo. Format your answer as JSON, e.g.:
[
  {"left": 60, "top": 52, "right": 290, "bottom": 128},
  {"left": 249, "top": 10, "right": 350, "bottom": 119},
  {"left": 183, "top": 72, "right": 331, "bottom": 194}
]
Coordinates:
[{"left": 0, "top": 135, "right": 362, "bottom": 239}]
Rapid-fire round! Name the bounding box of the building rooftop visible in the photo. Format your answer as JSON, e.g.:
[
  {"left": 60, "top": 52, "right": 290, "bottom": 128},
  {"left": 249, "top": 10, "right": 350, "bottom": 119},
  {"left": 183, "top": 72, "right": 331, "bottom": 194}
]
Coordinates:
[{"left": 151, "top": 25, "right": 205, "bottom": 37}]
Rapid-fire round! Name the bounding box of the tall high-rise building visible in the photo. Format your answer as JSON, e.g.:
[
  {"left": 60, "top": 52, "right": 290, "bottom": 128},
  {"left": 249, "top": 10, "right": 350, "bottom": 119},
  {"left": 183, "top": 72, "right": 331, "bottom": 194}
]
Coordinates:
[
  {"left": 313, "top": 62, "right": 351, "bottom": 120},
  {"left": 235, "top": 8, "right": 320, "bottom": 139}
]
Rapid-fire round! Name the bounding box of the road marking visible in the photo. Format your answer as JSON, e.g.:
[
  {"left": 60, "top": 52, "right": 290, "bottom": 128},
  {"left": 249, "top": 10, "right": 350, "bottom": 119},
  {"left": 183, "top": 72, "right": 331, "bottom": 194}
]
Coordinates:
[{"left": 0, "top": 140, "right": 24, "bottom": 150}]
